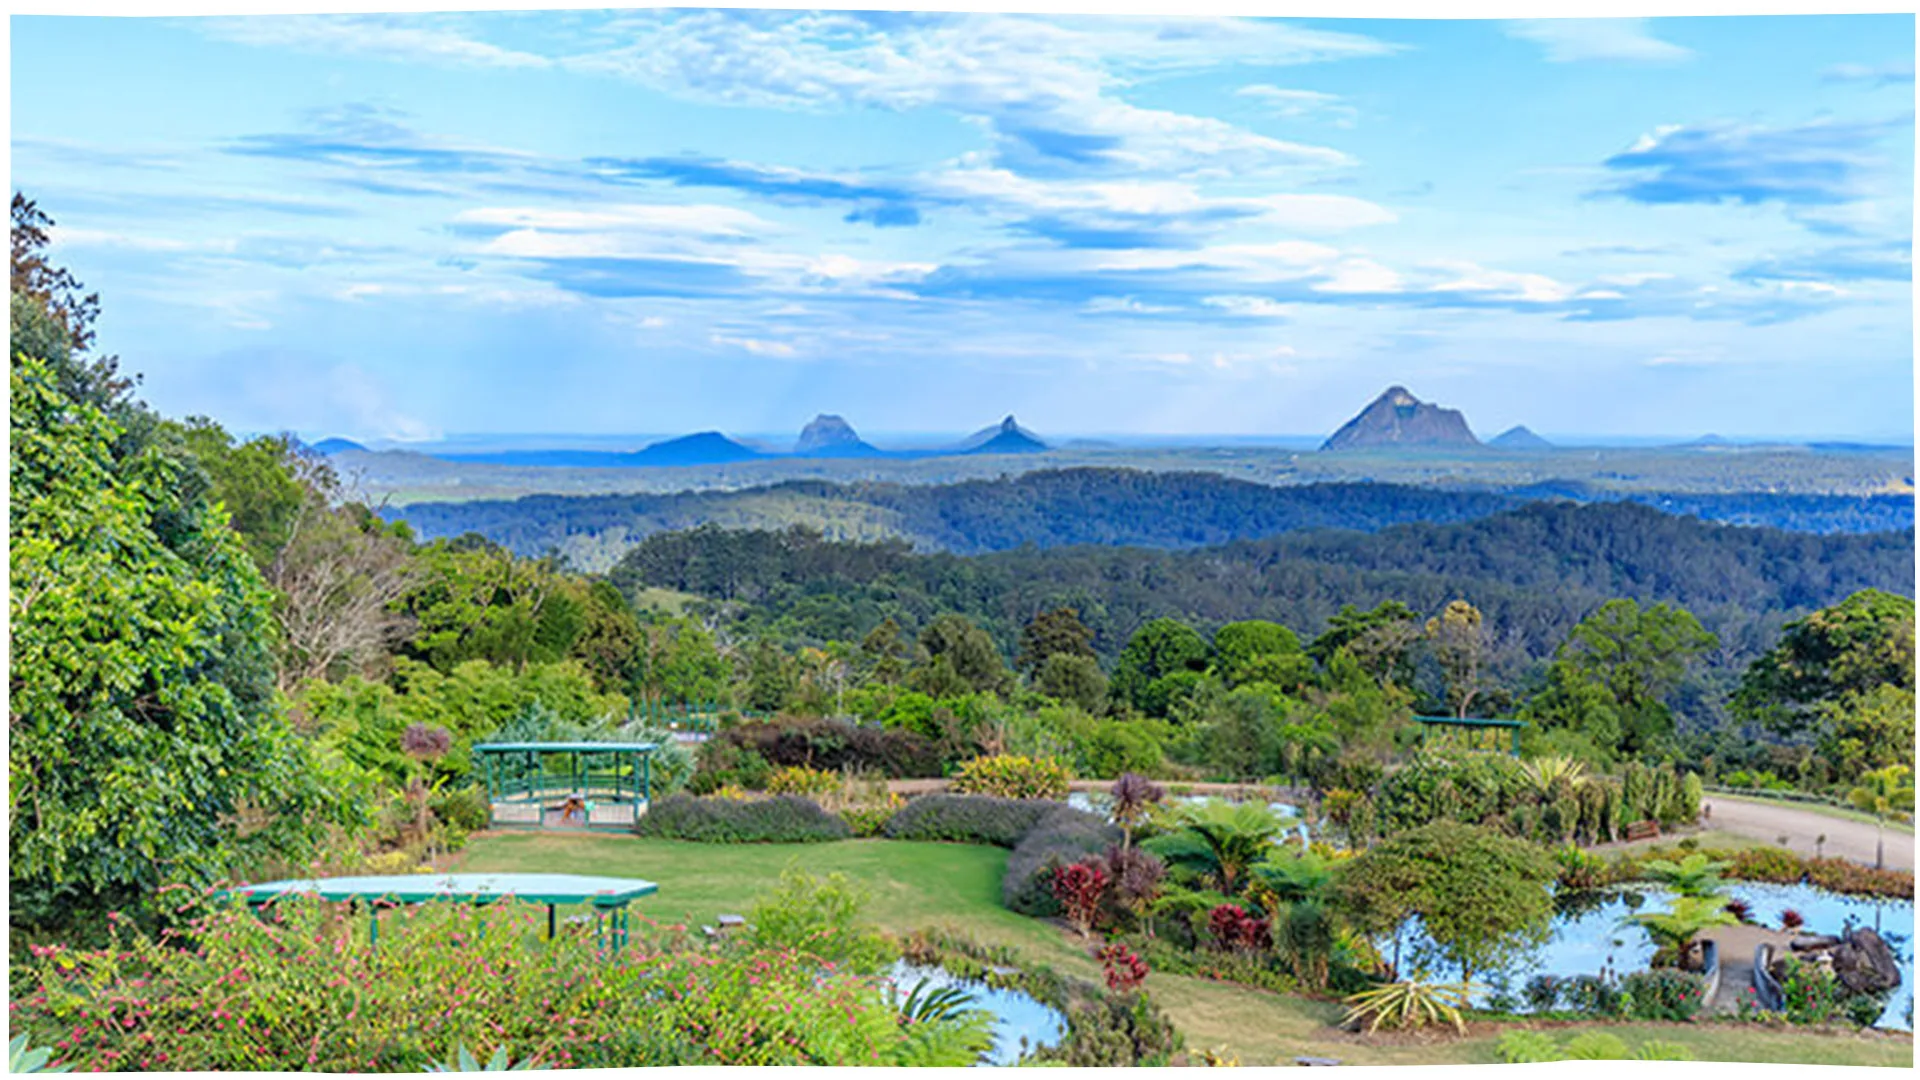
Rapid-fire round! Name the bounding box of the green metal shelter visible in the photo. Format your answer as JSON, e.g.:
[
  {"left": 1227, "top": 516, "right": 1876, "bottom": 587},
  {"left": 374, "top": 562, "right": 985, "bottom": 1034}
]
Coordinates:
[
  {"left": 220, "top": 872, "right": 658, "bottom": 951},
  {"left": 1414, "top": 715, "right": 1527, "bottom": 757},
  {"left": 472, "top": 741, "right": 659, "bottom": 831}
]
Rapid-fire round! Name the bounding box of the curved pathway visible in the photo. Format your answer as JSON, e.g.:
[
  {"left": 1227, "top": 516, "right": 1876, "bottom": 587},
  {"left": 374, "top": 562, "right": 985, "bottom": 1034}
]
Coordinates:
[{"left": 1702, "top": 796, "right": 1913, "bottom": 871}]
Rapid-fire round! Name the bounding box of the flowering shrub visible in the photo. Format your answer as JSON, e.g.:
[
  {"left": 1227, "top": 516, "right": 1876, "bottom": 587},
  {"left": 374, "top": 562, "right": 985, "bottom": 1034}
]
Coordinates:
[
  {"left": 1559, "top": 974, "right": 1626, "bottom": 1018},
  {"left": 1205, "top": 905, "right": 1271, "bottom": 954},
  {"left": 1621, "top": 968, "right": 1706, "bottom": 1021},
  {"left": 9, "top": 889, "right": 984, "bottom": 1071},
  {"left": 1051, "top": 862, "right": 1111, "bottom": 937},
  {"left": 1099, "top": 942, "right": 1150, "bottom": 993},
  {"left": 1778, "top": 958, "right": 1843, "bottom": 1025},
  {"left": 884, "top": 794, "right": 1058, "bottom": 847},
  {"left": 951, "top": 755, "right": 1071, "bottom": 800},
  {"left": 838, "top": 804, "right": 898, "bottom": 838},
  {"left": 766, "top": 765, "right": 841, "bottom": 797},
  {"left": 632, "top": 793, "right": 851, "bottom": 843}
]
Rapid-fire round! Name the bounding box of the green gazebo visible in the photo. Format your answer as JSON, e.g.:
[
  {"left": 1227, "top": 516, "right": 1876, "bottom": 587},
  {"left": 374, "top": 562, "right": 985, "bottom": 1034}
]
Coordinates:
[
  {"left": 472, "top": 741, "right": 659, "bottom": 831},
  {"left": 1414, "top": 715, "right": 1526, "bottom": 757}
]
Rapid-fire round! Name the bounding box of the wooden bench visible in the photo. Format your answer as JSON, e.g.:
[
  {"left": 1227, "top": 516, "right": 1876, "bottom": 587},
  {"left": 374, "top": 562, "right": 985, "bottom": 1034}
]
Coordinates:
[
  {"left": 1624, "top": 820, "right": 1661, "bottom": 842},
  {"left": 1295, "top": 1057, "right": 1342, "bottom": 1067}
]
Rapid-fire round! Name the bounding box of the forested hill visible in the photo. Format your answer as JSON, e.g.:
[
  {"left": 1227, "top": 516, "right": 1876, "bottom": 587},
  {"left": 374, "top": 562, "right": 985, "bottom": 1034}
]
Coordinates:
[
  {"left": 392, "top": 467, "right": 1916, "bottom": 570},
  {"left": 610, "top": 501, "right": 1914, "bottom": 668}
]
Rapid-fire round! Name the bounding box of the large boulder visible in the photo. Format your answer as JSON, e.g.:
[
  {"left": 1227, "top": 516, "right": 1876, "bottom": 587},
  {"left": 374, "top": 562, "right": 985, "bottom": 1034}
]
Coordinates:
[{"left": 1828, "top": 928, "right": 1902, "bottom": 996}]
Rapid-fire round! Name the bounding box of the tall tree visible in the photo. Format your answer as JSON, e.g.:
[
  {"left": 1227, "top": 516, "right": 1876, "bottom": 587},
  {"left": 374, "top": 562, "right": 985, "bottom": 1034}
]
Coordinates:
[
  {"left": 913, "top": 613, "right": 1010, "bottom": 696},
  {"left": 1213, "top": 619, "right": 1312, "bottom": 691},
  {"left": 1737, "top": 589, "right": 1917, "bottom": 742},
  {"left": 1016, "top": 607, "right": 1097, "bottom": 677},
  {"left": 1425, "top": 600, "right": 1489, "bottom": 719},
  {"left": 1310, "top": 601, "right": 1421, "bottom": 690},
  {"left": 1111, "top": 617, "right": 1212, "bottom": 716}
]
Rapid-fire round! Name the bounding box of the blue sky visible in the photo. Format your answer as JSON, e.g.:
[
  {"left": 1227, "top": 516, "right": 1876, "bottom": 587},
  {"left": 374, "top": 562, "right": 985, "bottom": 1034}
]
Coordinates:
[{"left": 10, "top": 11, "right": 1915, "bottom": 442}]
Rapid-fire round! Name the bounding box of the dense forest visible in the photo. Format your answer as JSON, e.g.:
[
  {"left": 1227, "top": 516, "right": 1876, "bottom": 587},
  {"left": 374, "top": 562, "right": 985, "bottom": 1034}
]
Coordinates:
[
  {"left": 609, "top": 506, "right": 1913, "bottom": 666},
  {"left": 392, "top": 468, "right": 1916, "bottom": 571}
]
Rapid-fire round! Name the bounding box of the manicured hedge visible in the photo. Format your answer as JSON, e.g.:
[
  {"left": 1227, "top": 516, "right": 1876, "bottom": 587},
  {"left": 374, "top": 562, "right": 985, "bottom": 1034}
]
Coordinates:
[
  {"left": 634, "top": 793, "right": 850, "bottom": 843},
  {"left": 883, "top": 794, "right": 1119, "bottom": 917}
]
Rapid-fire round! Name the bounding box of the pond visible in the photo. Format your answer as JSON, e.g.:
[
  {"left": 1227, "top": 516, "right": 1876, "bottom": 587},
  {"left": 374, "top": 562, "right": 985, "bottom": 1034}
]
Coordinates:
[
  {"left": 1387, "top": 882, "right": 1914, "bottom": 1031},
  {"left": 885, "top": 960, "right": 1067, "bottom": 1066},
  {"left": 1066, "top": 791, "right": 1310, "bottom": 843}
]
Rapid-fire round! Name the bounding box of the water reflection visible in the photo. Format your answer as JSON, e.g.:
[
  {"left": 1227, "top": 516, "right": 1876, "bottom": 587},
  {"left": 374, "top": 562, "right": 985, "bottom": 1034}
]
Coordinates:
[{"left": 885, "top": 960, "right": 1067, "bottom": 1066}]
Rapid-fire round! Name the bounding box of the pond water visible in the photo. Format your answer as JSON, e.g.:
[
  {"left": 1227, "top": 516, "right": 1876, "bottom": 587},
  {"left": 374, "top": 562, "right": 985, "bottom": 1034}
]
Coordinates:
[
  {"left": 1066, "top": 791, "right": 1310, "bottom": 844},
  {"left": 1387, "top": 882, "right": 1913, "bottom": 1031},
  {"left": 885, "top": 961, "right": 1067, "bottom": 1066}
]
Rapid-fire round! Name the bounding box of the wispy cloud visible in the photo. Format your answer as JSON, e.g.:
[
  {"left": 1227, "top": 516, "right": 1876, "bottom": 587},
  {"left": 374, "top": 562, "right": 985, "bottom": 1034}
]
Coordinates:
[
  {"left": 588, "top": 155, "right": 927, "bottom": 227},
  {"left": 1505, "top": 18, "right": 1692, "bottom": 63},
  {"left": 196, "top": 14, "right": 548, "bottom": 69},
  {"left": 1236, "top": 85, "right": 1358, "bottom": 127},
  {"left": 1599, "top": 118, "right": 1895, "bottom": 206},
  {"left": 1823, "top": 61, "right": 1915, "bottom": 87},
  {"left": 1734, "top": 241, "right": 1912, "bottom": 284}
]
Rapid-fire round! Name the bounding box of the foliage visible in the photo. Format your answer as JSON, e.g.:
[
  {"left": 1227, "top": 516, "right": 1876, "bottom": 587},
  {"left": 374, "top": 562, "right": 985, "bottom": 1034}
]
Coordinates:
[
  {"left": 1150, "top": 799, "right": 1290, "bottom": 894},
  {"left": 1110, "top": 772, "right": 1165, "bottom": 848},
  {"left": 1737, "top": 589, "right": 1916, "bottom": 744},
  {"left": 1498, "top": 1030, "right": 1693, "bottom": 1063},
  {"left": 1496, "top": 1030, "right": 1562, "bottom": 1063},
  {"left": 633, "top": 793, "right": 852, "bottom": 844},
  {"left": 1777, "top": 958, "right": 1844, "bottom": 1026},
  {"left": 1634, "top": 1039, "right": 1697, "bottom": 1061},
  {"left": 8, "top": 1035, "right": 71, "bottom": 1074},
  {"left": 838, "top": 804, "right": 899, "bottom": 838},
  {"left": 1017, "top": 607, "right": 1098, "bottom": 676},
  {"left": 425, "top": 1045, "right": 536, "bottom": 1072},
  {"left": 1638, "top": 853, "right": 1731, "bottom": 898},
  {"left": 1003, "top": 808, "right": 1123, "bottom": 916},
  {"left": 883, "top": 794, "right": 1059, "bottom": 847},
  {"left": 747, "top": 868, "right": 894, "bottom": 975},
  {"left": 1624, "top": 896, "right": 1738, "bottom": 968},
  {"left": 1099, "top": 942, "right": 1150, "bottom": 993},
  {"left": 1846, "top": 764, "right": 1915, "bottom": 869},
  {"left": 1340, "top": 979, "right": 1474, "bottom": 1034},
  {"left": 1621, "top": 968, "right": 1708, "bottom": 1021},
  {"left": 10, "top": 354, "right": 339, "bottom": 931},
  {"left": 1331, "top": 821, "right": 1557, "bottom": 980},
  {"left": 1052, "top": 861, "right": 1111, "bottom": 937},
  {"left": 951, "top": 754, "right": 1072, "bottom": 800},
  {"left": 720, "top": 720, "right": 944, "bottom": 778},
  {"left": 1112, "top": 618, "right": 1213, "bottom": 716},
  {"left": 10, "top": 887, "right": 990, "bottom": 1069},
  {"left": 766, "top": 764, "right": 842, "bottom": 796},
  {"left": 1559, "top": 974, "right": 1626, "bottom": 1018},
  {"left": 1562, "top": 1031, "right": 1632, "bottom": 1060},
  {"left": 1551, "top": 844, "right": 1610, "bottom": 891}
]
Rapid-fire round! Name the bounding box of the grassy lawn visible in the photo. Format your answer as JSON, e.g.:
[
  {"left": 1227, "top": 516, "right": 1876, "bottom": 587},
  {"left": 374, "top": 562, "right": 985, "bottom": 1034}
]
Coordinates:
[{"left": 455, "top": 831, "right": 1912, "bottom": 1068}]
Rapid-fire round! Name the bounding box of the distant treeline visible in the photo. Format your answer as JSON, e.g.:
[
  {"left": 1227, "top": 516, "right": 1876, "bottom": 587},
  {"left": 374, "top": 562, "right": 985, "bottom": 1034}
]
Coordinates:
[
  {"left": 609, "top": 501, "right": 1915, "bottom": 673},
  {"left": 391, "top": 468, "right": 1916, "bottom": 570}
]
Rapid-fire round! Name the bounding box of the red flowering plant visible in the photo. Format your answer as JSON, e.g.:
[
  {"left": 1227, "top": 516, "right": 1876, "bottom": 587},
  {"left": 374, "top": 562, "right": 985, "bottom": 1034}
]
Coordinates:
[
  {"left": 1099, "top": 942, "right": 1150, "bottom": 993},
  {"left": 1206, "top": 904, "right": 1272, "bottom": 954},
  {"left": 1050, "top": 860, "right": 1111, "bottom": 939}
]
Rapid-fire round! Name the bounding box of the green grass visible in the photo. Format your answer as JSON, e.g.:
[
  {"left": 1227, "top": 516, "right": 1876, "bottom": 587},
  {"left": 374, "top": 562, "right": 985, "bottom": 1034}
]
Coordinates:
[{"left": 455, "top": 832, "right": 1912, "bottom": 1068}]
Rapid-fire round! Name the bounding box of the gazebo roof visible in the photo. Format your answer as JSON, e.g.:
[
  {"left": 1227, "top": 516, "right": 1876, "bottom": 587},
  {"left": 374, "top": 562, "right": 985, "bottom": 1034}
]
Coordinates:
[
  {"left": 220, "top": 872, "right": 659, "bottom": 907},
  {"left": 472, "top": 741, "right": 660, "bottom": 754}
]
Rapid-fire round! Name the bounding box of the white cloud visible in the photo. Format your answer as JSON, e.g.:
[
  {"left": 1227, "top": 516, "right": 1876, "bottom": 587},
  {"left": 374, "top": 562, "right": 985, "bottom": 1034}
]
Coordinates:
[
  {"left": 1505, "top": 19, "right": 1692, "bottom": 63},
  {"left": 1424, "top": 261, "right": 1576, "bottom": 303},
  {"left": 1202, "top": 295, "right": 1292, "bottom": 318},
  {"left": 1236, "top": 85, "right": 1358, "bottom": 126},
  {"left": 711, "top": 334, "right": 797, "bottom": 357},
  {"left": 456, "top": 204, "right": 773, "bottom": 239},
  {"left": 200, "top": 14, "right": 549, "bottom": 69}
]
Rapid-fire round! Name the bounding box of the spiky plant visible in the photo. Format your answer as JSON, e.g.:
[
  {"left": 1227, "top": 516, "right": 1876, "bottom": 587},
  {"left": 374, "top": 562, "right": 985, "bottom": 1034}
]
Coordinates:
[
  {"left": 1341, "top": 979, "right": 1476, "bottom": 1035},
  {"left": 1162, "top": 799, "right": 1288, "bottom": 894},
  {"left": 9, "top": 1035, "right": 71, "bottom": 1074},
  {"left": 1637, "top": 853, "right": 1731, "bottom": 898},
  {"left": 1521, "top": 755, "right": 1588, "bottom": 798},
  {"left": 1111, "top": 772, "right": 1165, "bottom": 848},
  {"left": 425, "top": 1045, "right": 535, "bottom": 1072}
]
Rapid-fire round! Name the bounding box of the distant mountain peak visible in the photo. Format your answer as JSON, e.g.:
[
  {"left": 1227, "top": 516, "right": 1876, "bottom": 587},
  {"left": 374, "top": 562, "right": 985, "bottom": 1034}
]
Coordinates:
[
  {"left": 1490, "top": 425, "right": 1553, "bottom": 450},
  {"left": 1322, "top": 386, "right": 1479, "bottom": 451},
  {"left": 961, "top": 414, "right": 1048, "bottom": 454},
  {"left": 794, "top": 414, "right": 880, "bottom": 457},
  {"left": 311, "top": 437, "right": 368, "bottom": 455}
]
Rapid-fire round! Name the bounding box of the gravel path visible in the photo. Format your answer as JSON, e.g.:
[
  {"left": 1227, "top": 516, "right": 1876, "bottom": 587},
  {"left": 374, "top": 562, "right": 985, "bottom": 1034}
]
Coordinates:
[{"left": 1703, "top": 796, "right": 1913, "bottom": 871}]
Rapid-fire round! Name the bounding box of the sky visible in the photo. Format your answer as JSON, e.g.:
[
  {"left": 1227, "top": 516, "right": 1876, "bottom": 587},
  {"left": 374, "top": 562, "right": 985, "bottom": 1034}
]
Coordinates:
[{"left": 10, "top": 10, "right": 1915, "bottom": 443}]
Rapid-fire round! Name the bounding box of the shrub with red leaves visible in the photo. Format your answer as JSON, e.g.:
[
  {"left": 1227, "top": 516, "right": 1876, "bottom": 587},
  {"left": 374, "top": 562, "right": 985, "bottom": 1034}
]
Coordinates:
[
  {"left": 1206, "top": 904, "right": 1272, "bottom": 953},
  {"left": 1100, "top": 942, "right": 1150, "bottom": 993},
  {"left": 1780, "top": 908, "right": 1805, "bottom": 931},
  {"left": 1725, "top": 898, "right": 1753, "bottom": 924},
  {"left": 1050, "top": 860, "right": 1111, "bottom": 937}
]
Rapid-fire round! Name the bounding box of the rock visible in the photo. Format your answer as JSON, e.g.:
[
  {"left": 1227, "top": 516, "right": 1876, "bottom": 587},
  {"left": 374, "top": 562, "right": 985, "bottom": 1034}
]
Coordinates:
[
  {"left": 1829, "top": 929, "right": 1902, "bottom": 995},
  {"left": 1322, "top": 386, "right": 1480, "bottom": 451},
  {"left": 1489, "top": 425, "right": 1553, "bottom": 450},
  {"left": 1791, "top": 934, "right": 1843, "bottom": 951},
  {"left": 794, "top": 414, "right": 881, "bottom": 457}
]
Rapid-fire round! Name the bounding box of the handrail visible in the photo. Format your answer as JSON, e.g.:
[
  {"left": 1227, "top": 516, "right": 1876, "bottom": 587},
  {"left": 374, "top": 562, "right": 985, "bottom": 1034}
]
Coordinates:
[
  {"left": 1752, "top": 943, "right": 1785, "bottom": 1011},
  {"left": 1700, "top": 938, "right": 1721, "bottom": 1006}
]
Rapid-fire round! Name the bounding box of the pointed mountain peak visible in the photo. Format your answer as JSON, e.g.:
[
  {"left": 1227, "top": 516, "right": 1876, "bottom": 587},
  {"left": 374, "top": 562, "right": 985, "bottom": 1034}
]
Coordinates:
[
  {"left": 794, "top": 414, "right": 881, "bottom": 457},
  {"left": 1322, "top": 386, "right": 1480, "bottom": 451}
]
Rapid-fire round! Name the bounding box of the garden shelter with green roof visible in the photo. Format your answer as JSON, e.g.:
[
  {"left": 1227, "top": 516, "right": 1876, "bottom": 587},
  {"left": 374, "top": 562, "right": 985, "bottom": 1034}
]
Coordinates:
[{"left": 471, "top": 740, "right": 659, "bottom": 831}]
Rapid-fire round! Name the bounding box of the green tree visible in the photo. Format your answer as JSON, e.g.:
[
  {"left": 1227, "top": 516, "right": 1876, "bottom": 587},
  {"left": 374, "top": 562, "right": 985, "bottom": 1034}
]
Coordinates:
[
  {"left": 1310, "top": 601, "right": 1420, "bottom": 689},
  {"left": 1558, "top": 600, "right": 1718, "bottom": 711},
  {"left": 1818, "top": 684, "right": 1916, "bottom": 777},
  {"left": 1111, "top": 617, "right": 1211, "bottom": 716},
  {"left": 1622, "top": 896, "right": 1737, "bottom": 969},
  {"left": 1016, "top": 607, "right": 1097, "bottom": 677},
  {"left": 1738, "top": 590, "right": 1917, "bottom": 744},
  {"left": 1213, "top": 620, "right": 1312, "bottom": 691},
  {"left": 1425, "top": 600, "right": 1490, "bottom": 719},
  {"left": 645, "top": 619, "right": 732, "bottom": 705},
  {"left": 10, "top": 354, "right": 336, "bottom": 931},
  {"left": 912, "top": 614, "right": 1010, "bottom": 696},
  {"left": 1331, "top": 821, "right": 1556, "bottom": 982},
  {"left": 1036, "top": 652, "right": 1109, "bottom": 713},
  {"left": 859, "top": 618, "right": 913, "bottom": 686},
  {"left": 1151, "top": 798, "right": 1289, "bottom": 894},
  {"left": 1846, "top": 765, "right": 1915, "bottom": 871},
  {"left": 396, "top": 541, "right": 577, "bottom": 674}
]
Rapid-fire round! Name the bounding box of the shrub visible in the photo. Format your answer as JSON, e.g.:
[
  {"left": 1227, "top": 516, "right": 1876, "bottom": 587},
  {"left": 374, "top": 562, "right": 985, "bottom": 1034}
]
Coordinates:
[
  {"left": 1634, "top": 1039, "right": 1696, "bottom": 1061},
  {"left": 1551, "top": 844, "right": 1609, "bottom": 891},
  {"left": 689, "top": 741, "right": 773, "bottom": 794},
  {"left": 1844, "top": 991, "right": 1889, "bottom": 1029},
  {"left": 1052, "top": 861, "right": 1112, "bottom": 937},
  {"left": 951, "top": 755, "right": 1072, "bottom": 800},
  {"left": 1779, "top": 958, "right": 1844, "bottom": 1025},
  {"left": 766, "top": 764, "right": 841, "bottom": 796},
  {"left": 1099, "top": 942, "right": 1149, "bottom": 993},
  {"left": 1497, "top": 1030, "right": 1561, "bottom": 1063},
  {"left": 1341, "top": 979, "right": 1473, "bottom": 1034},
  {"left": 1036, "top": 992, "right": 1181, "bottom": 1067},
  {"left": 747, "top": 868, "right": 894, "bottom": 975},
  {"left": 1780, "top": 908, "right": 1805, "bottom": 931},
  {"left": 1805, "top": 856, "right": 1915, "bottom": 900},
  {"left": 722, "top": 721, "right": 944, "bottom": 778},
  {"left": 11, "top": 896, "right": 980, "bottom": 1070},
  {"left": 1562, "top": 1032, "right": 1630, "bottom": 1060},
  {"left": 1559, "top": 974, "right": 1625, "bottom": 1018},
  {"left": 883, "top": 794, "right": 1058, "bottom": 847},
  {"left": 838, "top": 804, "right": 897, "bottom": 838},
  {"left": 633, "top": 793, "right": 851, "bottom": 843},
  {"left": 431, "top": 785, "right": 491, "bottom": 835},
  {"left": 1728, "top": 846, "right": 1805, "bottom": 885},
  {"left": 1004, "top": 809, "right": 1122, "bottom": 916},
  {"left": 1622, "top": 968, "right": 1706, "bottom": 1021},
  {"left": 1522, "top": 974, "right": 1561, "bottom": 1013}
]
